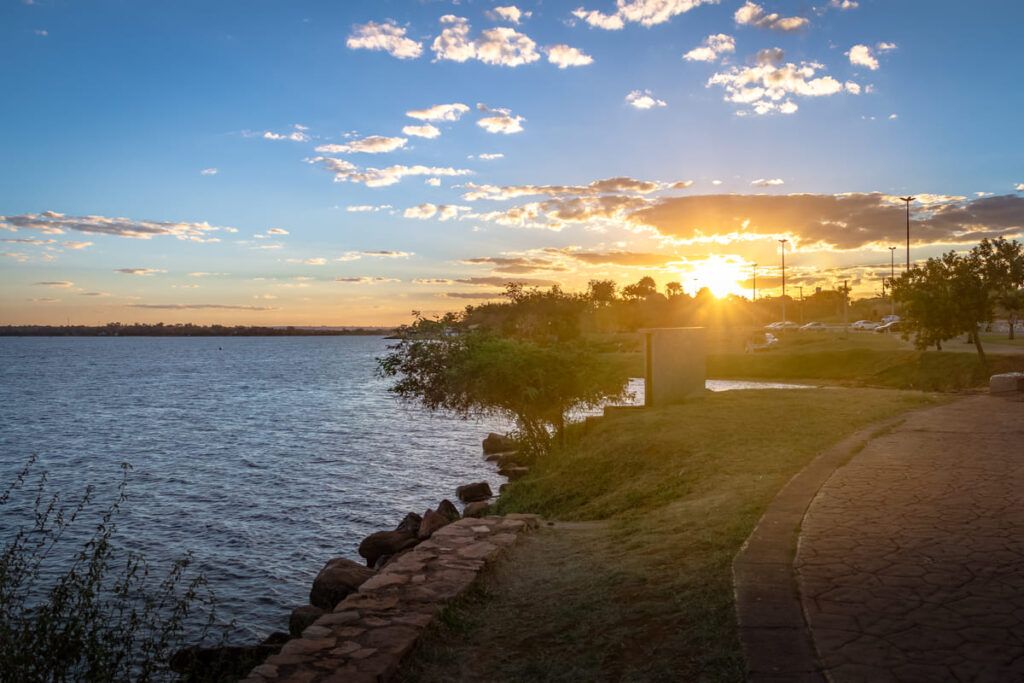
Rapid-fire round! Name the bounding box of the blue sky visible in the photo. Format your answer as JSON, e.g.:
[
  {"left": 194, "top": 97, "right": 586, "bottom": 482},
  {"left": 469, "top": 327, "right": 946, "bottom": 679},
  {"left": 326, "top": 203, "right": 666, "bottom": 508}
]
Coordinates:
[{"left": 2, "top": 0, "right": 1023, "bottom": 325}]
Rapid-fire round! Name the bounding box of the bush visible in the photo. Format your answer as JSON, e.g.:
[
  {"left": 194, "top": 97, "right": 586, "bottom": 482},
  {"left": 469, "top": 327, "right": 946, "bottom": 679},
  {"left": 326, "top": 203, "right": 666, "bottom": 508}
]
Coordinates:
[{"left": 0, "top": 456, "right": 224, "bottom": 682}]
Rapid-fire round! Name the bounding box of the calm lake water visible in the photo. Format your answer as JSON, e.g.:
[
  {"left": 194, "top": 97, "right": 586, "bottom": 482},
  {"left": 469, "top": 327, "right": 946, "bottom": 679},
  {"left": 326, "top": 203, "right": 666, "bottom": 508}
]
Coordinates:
[{"left": 0, "top": 336, "right": 810, "bottom": 642}]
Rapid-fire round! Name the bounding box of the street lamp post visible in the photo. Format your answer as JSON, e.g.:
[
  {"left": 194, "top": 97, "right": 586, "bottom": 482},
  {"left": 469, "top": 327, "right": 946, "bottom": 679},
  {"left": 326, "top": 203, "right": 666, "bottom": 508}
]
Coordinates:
[
  {"left": 752, "top": 263, "right": 757, "bottom": 302},
  {"left": 889, "top": 245, "right": 897, "bottom": 316},
  {"left": 900, "top": 196, "right": 915, "bottom": 269},
  {"left": 778, "top": 239, "right": 788, "bottom": 323},
  {"left": 797, "top": 285, "right": 804, "bottom": 324}
]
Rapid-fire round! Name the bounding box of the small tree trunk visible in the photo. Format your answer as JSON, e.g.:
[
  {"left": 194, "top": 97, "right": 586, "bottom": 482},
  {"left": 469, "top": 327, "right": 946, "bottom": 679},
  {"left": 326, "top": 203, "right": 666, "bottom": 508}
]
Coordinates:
[
  {"left": 1010, "top": 314, "right": 1017, "bottom": 341},
  {"left": 972, "top": 327, "right": 986, "bottom": 363}
]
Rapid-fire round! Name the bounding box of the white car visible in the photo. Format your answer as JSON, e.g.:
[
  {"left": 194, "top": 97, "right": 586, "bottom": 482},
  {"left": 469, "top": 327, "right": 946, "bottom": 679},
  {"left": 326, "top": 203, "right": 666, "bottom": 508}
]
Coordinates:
[
  {"left": 881, "top": 315, "right": 901, "bottom": 325},
  {"left": 765, "top": 321, "right": 800, "bottom": 330},
  {"left": 851, "top": 320, "right": 879, "bottom": 331},
  {"left": 800, "top": 322, "right": 828, "bottom": 331}
]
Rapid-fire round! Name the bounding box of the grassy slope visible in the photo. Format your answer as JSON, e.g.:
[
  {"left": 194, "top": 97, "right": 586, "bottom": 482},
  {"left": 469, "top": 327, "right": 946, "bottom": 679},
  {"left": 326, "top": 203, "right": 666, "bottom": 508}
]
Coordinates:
[{"left": 400, "top": 388, "right": 943, "bottom": 681}]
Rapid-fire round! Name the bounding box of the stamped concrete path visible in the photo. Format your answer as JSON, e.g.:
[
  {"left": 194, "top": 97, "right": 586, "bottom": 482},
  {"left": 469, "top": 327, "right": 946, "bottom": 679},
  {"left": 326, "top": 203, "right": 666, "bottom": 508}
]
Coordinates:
[{"left": 796, "top": 395, "right": 1024, "bottom": 682}]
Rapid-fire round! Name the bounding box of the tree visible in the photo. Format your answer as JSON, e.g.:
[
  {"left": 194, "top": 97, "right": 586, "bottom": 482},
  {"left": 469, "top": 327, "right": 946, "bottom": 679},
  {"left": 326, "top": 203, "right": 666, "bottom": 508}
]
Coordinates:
[
  {"left": 976, "top": 237, "right": 1024, "bottom": 339},
  {"left": 621, "top": 276, "right": 657, "bottom": 301},
  {"left": 665, "top": 281, "right": 683, "bottom": 299},
  {"left": 892, "top": 249, "right": 993, "bottom": 359},
  {"left": 586, "top": 279, "right": 617, "bottom": 306},
  {"left": 378, "top": 287, "right": 628, "bottom": 456}
]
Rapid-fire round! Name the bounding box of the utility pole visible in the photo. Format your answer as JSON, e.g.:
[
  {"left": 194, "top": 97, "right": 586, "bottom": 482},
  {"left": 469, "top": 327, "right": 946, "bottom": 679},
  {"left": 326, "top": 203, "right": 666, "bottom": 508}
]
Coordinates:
[
  {"left": 900, "top": 196, "right": 915, "bottom": 270},
  {"left": 889, "top": 246, "right": 897, "bottom": 316},
  {"left": 797, "top": 285, "right": 804, "bottom": 324},
  {"left": 752, "top": 263, "right": 757, "bottom": 301},
  {"left": 778, "top": 238, "right": 788, "bottom": 323}
]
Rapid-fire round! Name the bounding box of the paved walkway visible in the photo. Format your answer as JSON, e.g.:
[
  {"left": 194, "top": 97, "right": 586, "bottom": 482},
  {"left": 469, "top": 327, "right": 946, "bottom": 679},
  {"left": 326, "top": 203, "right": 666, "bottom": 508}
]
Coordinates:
[{"left": 797, "top": 395, "right": 1024, "bottom": 682}]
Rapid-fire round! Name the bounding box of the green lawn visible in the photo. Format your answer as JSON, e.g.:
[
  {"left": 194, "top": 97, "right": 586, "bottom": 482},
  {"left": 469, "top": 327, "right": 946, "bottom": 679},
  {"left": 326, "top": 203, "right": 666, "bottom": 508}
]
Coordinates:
[{"left": 400, "top": 388, "right": 944, "bottom": 681}]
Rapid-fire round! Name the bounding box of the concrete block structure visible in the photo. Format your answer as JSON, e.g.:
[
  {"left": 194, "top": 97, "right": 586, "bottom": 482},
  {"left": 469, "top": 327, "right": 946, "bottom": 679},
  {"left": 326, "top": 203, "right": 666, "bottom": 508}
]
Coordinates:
[
  {"left": 990, "top": 372, "right": 1024, "bottom": 394},
  {"left": 639, "top": 327, "right": 707, "bottom": 407}
]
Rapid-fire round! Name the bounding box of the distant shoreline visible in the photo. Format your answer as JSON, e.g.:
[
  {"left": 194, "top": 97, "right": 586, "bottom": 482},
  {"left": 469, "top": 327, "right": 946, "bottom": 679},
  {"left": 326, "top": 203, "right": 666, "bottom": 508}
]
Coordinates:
[{"left": 0, "top": 325, "right": 396, "bottom": 337}]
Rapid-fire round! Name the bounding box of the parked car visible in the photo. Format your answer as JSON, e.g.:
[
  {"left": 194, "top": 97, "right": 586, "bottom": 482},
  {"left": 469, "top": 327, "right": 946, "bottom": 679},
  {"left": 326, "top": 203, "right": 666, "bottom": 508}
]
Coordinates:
[
  {"left": 875, "top": 321, "right": 901, "bottom": 333},
  {"left": 800, "top": 321, "right": 828, "bottom": 331},
  {"left": 765, "top": 321, "right": 800, "bottom": 331},
  {"left": 881, "top": 314, "right": 901, "bottom": 325},
  {"left": 851, "top": 320, "right": 879, "bottom": 331}
]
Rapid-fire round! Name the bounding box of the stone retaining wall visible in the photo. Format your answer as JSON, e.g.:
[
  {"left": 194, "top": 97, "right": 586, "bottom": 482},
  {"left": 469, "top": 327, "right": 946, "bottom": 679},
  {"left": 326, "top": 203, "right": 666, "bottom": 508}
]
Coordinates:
[{"left": 242, "top": 514, "right": 541, "bottom": 683}]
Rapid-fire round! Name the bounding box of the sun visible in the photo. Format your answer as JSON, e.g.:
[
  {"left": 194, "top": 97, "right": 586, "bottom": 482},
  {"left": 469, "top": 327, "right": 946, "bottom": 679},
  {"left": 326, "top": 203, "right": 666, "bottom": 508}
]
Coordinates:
[{"left": 688, "top": 256, "right": 748, "bottom": 299}]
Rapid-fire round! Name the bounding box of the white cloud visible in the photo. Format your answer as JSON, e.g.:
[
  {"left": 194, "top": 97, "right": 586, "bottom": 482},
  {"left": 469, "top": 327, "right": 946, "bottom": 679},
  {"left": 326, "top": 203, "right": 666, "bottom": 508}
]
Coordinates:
[
  {"left": 131, "top": 303, "right": 277, "bottom": 311},
  {"left": 490, "top": 5, "right": 532, "bottom": 24},
  {"left": 1016, "top": 183, "right": 1024, "bottom": 192},
  {"left": 829, "top": 0, "right": 858, "bottom": 8},
  {"left": 287, "top": 257, "right": 327, "bottom": 265},
  {"left": 1, "top": 211, "right": 230, "bottom": 241},
  {"left": 476, "top": 103, "right": 525, "bottom": 134},
  {"left": 876, "top": 41, "right": 897, "bottom": 52},
  {"left": 406, "top": 103, "right": 471, "bottom": 122},
  {"left": 625, "top": 89, "right": 667, "bottom": 109},
  {"left": 751, "top": 178, "right": 785, "bottom": 186},
  {"left": 115, "top": 268, "right": 166, "bottom": 276},
  {"left": 545, "top": 44, "right": 594, "bottom": 68},
  {"left": 2, "top": 252, "right": 30, "bottom": 262},
  {"left": 889, "top": 113, "right": 898, "bottom": 120},
  {"left": 263, "top": 125, "right": 309, "bottom": 142},
  {"left": 62, "top": 241, "right": 93, "bottom": 249},
  {"left": 711, "top": 180, "right": 723, "bottom": 185},
  {"left": 334, "top": 276, "right": 400, "bottom": 284},
  {"left": 683, "top": 33, "right": 735, "bottom": 62},
  {"left": 734, "top": 2, "right": 809, "bottom": 31},
  {"left": 847, "top": 44, "right": 879, "bottom": 70},
  {"left": 844, "top": 81, "right": 861, "bottom": 94},
  {"left": 33, "top": 280, "right": 74, "bottom": 288},
  {"left": 315, "top": 135, "right": 407, "bottom": 154},
  {"left": 431, "top": 15, "right": 540, "bottom": 67},
  {"left": 708, "top": 51, "right": 848, "bottom": 115},
  {"left": 266, "top": 227, "right": 289, "bottom": 235},
  {"left": 478, "top": 153, "right": 505, "bottom": 160},
  {"left": 425, "top": 177, "right": 442, "bottom": 187},
  {"left": 572, "top": 0, "right": 718, "bottom": 30},
  {"left": 402, "top": 124, "right": 441, "bottom": 139},
  {"left": 345, "top": 204, "right": 392, "bottom": 212},
  {"left": 346, "top": 21, "right": 423, "bottom": 59},
  {"left": 200, "top": 167, "right": 218, "bottom": 176},
  {"left": 308, "top": 157, "right": 473, "bottom": 188},
  {"left": 403, "top": 203, "right": 469, "bottom": 220}
]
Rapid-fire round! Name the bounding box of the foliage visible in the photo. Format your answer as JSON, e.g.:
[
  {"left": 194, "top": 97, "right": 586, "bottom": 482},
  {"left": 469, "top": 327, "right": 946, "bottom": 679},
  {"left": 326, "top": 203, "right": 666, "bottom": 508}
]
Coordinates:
[
  {"left": 0, "top": 456, "right": 223, "bottom": 682},
  {"left": 892, "top": 238, "right": 1024, "bottom": 359},
  {"left": 378, "top": 287, "right": 628, "bottom": 456}
]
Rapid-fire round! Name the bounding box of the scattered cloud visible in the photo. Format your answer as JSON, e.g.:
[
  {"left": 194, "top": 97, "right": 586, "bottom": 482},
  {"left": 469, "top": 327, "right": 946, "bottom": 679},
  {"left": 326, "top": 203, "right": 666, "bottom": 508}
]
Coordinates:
[
  {"left": 1, "top": 252, "right": 29, "bottom": 262},
  {"left": 402, "top": 124, "right": 441, "bottom": 139},
  {"left": 545, "top": 247, "right": 681, "bottom": 267},
  {"left": 425, "top": 177, "right": 442, "bottom": 186},
  {"left": 1, "top": 211, "right": 228, "bottom": 242},
  {"left": 266, "top": 227, "right": 289, "bottom": 235},
  {"left": 489, "top": 5, "right": 531, "bottom": 24},
  {"left": 847, "top": 44, "right": 879, "bottom": 70},
  {"left": 829, "top": 0, "right": 858, "bottom": 9},
  {"left": 130, "top": 304, "right": 276, "bottom": 310},
  {"left": 734, "top": 2, "right": 809, "bottom": 31},
  {"left": 876, "top": 41, "right": 897, "bottom": 52},
  {"left": 33, "top": 281, "right": 74, "bottom": 288},
  {"left": 442, "top": 292, "right": 506, "bottom": 299},
  {"left": 572, "top": 0, "right": 718, "bottom": 30},
  {"left": 345, "top": 205, "right": 392, "bottom": 212},
  {"left": 1016, "top": 183, "right": 1024, "bottom": 192},
  {"left": 116, "top": 268, "right": 166, "bottom": 275},
  {"left": 708, "top": 49, "right": 849, "bottom": 115},
  {"left": 406, "top": 103, "right": 470, "bottom": 122},
  {"left": 333, "top": 276, "right": 401, "bottom": 284},
  {"left": 34, "top": 29, "right": 48, "bottom": 37},
  {"left": 403, "top": 203, "right": 470, "bottom": 220},
  {"left": 63, "top": 241, "right": 93, "bottom": 249},
  {"left": 455, "top": 276, "right": 559, "bottom": 287},
  {"left": 315, "top": 135, "right": 407, "bottom": 154},
  {"left": 307, "top": 157, "right": 472, "bottom": 188},
  {"left": 346, "top": 21, "right": 423, "bottom": 59},
  {"left": 432, "top": 15, "right": 540, "bottom": 67},
  {"left": 625, "top": 89, "right": 667, "bottom": 109},
  {"left": 462, "top": 176, "right": 679, "bottom": 201},
  {"left": 545, "top": 44, "right": 594, "bottom": 68},
  {"left": 4, "top": 237, "right": 55, "bottom": 245},
  {"left": 751, "top": 178, "right": 785, "bottom": 187},
  {"left": 461, "top": 256, "right": 568, "bottom": 274},
  {"left": 287, "top": 257, "right": 328, "bottom": 265},
  {"left": 683, "top": 33, "right": 735, "bottom": 62},
  {"left": 262, "top": 125, "right": 309, "bottom": 142},
  {"left": 476, "top": 103, "right": 526, "bottom": 134},
  {"left": 28, "top": 297, "right": 60, "bottom": 303},
  {"left": 200, "top": 168, "right": 218, "bottom": 176}
]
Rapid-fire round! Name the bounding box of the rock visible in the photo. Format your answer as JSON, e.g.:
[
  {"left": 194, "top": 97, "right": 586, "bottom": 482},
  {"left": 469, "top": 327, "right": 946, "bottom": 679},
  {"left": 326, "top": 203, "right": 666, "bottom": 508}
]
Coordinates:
[
  {"left": 499, "top": 483, "right": 508, "bottom": 494},
  {"left": 418, "top": 508, "right": 451, "bottom": 539},
  {"left": 482, "top": 432, "right": 516, "bottom": 454},
  {"left": 463, "top": 501, "right": 491, "bottom": 518},
  {"left": 309, "top": 558, "right": 376, "bottom": 609},
  {"left": 485, "top": 452, "right": 521, "bottom": 466},
  {"left": 288, "top": 605, "right": 325, "bottom": 637},
  {"left": 262, "top": 631, "right": 290, "bottom": 647},
  {"left": 170, "top": 644, "right": 281, "bottom": 681},
  {"left": 500, "top": 466, "right": 529, "bottom": 481},
  {"left": 395, "top": 511, "right": 423, "bottom": 534},
  {"left": 456, "top": 481, "right": 493, "bottom": 503},
  {"left": 437, "top": 498, "right": 461, "bottom": 522},
  {"left": 358, "top": 530, "right": 419, "bottom": 568}
]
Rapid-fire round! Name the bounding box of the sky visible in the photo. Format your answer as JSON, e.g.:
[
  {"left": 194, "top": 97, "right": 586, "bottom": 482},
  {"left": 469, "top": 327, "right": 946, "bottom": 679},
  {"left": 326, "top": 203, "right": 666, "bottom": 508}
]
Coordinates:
[{"left": 2, "top": 0, "right": 1023, "bottom": 326}]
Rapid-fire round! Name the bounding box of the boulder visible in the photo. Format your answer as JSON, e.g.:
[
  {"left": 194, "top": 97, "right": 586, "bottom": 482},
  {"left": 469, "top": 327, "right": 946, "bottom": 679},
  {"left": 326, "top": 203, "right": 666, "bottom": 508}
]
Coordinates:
[
  {"left": 358, "top": 530, "right": 419, "bottom": 568},
  {"left": 288, "top": 605, "right": 325, "bottom": 637},
  {"left": 309, "top": 557, "right": 376, "bottom": 609},
  {"left": 417, "top": 508, "right": 451, "bottom": 539},
  {"left": 456, "top": 481, "right": 493, "bottom": 503},
  {"left": 437, "top": 498, "right": 461, "bottom": 522},
  {"left": 482, "top": 432, "right": 516, "bottom": 454},
  {"left": 262, "top": 631, "right": 290, "bottom": 647},
  {"left": 463, "top": 501, "right": 491, "bottom": 518},
  {"left": 395, "top": 511, "right": 423, "bottom": 534},
  {"left": 485, "top": 452, "right": 521, "bottom": 466}
]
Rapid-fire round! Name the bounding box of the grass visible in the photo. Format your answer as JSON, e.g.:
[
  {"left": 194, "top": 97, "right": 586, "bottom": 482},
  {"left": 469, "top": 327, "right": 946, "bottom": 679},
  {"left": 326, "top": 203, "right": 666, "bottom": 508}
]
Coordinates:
[
  {"left": 397, "top": 388, "right": 944, "bottom": 682},
  {"left": 605, "top": 331, "right": 1024, "bottom": 392}
]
